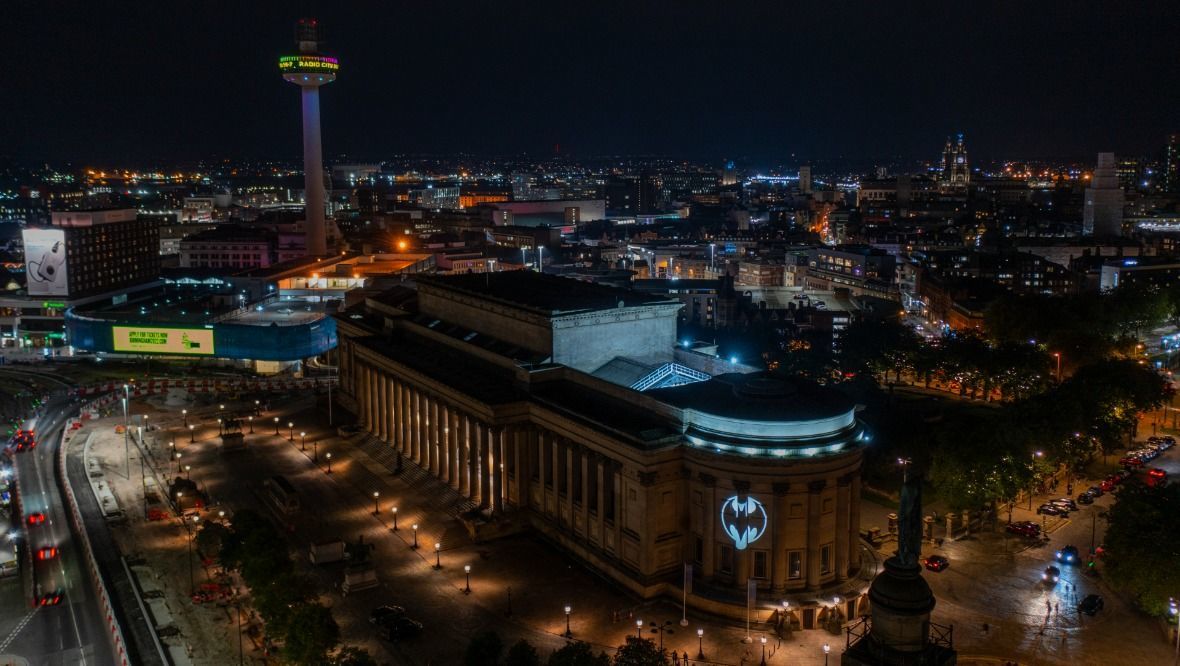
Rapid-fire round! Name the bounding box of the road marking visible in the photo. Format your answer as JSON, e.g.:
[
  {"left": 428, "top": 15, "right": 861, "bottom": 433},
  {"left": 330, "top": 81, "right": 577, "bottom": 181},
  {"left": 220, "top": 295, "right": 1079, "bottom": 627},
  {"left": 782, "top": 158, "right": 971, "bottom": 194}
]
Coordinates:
[{"left": 0, "top": 607, "right": 40, "bottom": 653}]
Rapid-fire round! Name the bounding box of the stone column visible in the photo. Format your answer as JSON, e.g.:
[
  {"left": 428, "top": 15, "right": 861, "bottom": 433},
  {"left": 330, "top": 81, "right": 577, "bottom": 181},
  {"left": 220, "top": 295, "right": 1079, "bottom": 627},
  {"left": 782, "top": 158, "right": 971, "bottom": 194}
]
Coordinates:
[
  {"left": 439, "top": 404, "right": 450, "bottom": 483},
  {"left": 383, "top": 376, "right": 394, "bottom": 444},
  {"left": 492, "top": 427, "right": 505, "bottom": 514},
  {"left": 412, "top": 389, "right": 423, "bottom": 464},
  {"left": 358, "top": 365, "right": 369, "bottom": 430},
  {"left": 450, "top": 409, "right": 461, "bottom": 489},
  {"left": 367, "top": 367, "right": 378, "bottom": 435},
  {"left": 772, "top": 482, "right": 791, "bottom": 592},
  {"left": 511, "top": 428, "right": 525, "bottom": 509},
  {"left": 379, "top": 372, "right": 389, "bottom": 442},
  {"left": 391, "top": 380, "right": 402, "bottom": 453},
  {"left": 835, "top": 475, "right": 851, "bottom": 581},
  {"left": 579, "top": 447, "right": 590, "bottom": 537},
  {"left": 848, "top": 474, "right": 862, "bottom": 576},
  {"left": 612, "top": 461, "right": 624, "bottom": 551},
  {"left": 458, "top": 414, "right": 470, "bottom": 497},
  {"left": 536, "top": 431, "right": 548, "bottom": 512},
  {"left": 422, "top": 395, "right": 433, "bottom": 474},
  {"left": 432, "top": 400, "right": 443, "bottom": 477},
  {"left": 700, "top": 474, "right": 717, "bottom": 578},
  {"left": 595, "top": 454, "right": 606, "bottom": 543},
  {"left": 806, "top": 480, "right": 826, "bottom": 590},
  {"left": 469, "top": 419, "right": 481, "bottom": 502},
  {"left": 551, "top": 435, "right": 562, "bottom": 515},
  {"left": 565, "top": 441, "right": 576, "bottom": 529},
  {"left": 480, "top": 424, "right": 493, "bottom": 510}
]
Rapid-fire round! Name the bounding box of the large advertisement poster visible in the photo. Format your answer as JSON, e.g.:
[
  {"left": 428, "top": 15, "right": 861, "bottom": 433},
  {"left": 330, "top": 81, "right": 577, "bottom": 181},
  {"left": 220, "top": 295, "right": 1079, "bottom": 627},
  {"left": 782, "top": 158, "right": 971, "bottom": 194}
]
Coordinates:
[
  {"left": 23, "top": 229, "right": 69, "bottom": 297},
  {"left": 112, "top": 326, "right": 215, "bottom": 355}
]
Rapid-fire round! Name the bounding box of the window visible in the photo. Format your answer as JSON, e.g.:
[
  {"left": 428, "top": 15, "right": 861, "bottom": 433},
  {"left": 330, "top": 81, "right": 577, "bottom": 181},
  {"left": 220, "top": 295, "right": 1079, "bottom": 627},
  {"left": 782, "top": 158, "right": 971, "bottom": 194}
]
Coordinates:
[
  {"left": 753, "top": 551, "right": 768, "bottom": 579},
  {"left": 719, "top": 545, "right": 733, "bottom": 574},
  {"left": 788, "top": 551, "right": 803, "bottom": 579},
  {"left": 821, "top": 544, "right": 832, "bottom": 574}
]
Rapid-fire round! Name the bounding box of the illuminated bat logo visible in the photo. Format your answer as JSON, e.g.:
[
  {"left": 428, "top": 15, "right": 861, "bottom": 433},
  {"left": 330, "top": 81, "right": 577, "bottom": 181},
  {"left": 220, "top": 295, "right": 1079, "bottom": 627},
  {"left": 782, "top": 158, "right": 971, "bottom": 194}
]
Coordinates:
[{"left": 720, "top": 495, "right": 768, "bottom": 551}]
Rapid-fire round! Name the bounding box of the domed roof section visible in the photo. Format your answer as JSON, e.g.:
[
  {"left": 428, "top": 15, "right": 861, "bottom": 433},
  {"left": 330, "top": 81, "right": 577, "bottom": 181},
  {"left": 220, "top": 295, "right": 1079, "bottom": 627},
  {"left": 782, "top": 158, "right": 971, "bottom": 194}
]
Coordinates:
[{"left": 649, "top": 372, "right": 854, "bottom": 424}]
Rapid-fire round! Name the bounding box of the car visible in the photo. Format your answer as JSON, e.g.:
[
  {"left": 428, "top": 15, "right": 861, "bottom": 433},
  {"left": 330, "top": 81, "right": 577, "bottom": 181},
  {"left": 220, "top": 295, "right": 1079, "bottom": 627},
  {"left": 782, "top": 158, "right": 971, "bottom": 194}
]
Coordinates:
[
  {"left": 1087, "top": 485, "right": 1104, "bottom": 497},
  {"left": 1056, "top": 545, "right": 1080, "bottom": 564},
  {"left": 1007, "top": 521, "right": 1041, "bottom": 537},
  {"left": 36, "top": 546, "right": 58, "bottom": 561},
  {"left": 1116, "top": 469, "right": 1132, "bottom": 480},
  {"left": 1078, "top": 594, "right": 1104, "bottom": 615},
  {"left": 377, "top": 616, "right": 423, "bottom": 642},
  {"left": 369, "top": 605, "right": 406, "bottom": 625},
  {"left": 1077, "top": 492, "right": 1094, "bottom": 505},
  {"left": 1048, "top": 498, "right": 1077, "bottom": 511},
  {"left": 1120, "top": 455, "right": 1144, "bottom": 468},
  {"left": 26, "top": 512, "right": 45, "bottom": 526},
  {"left": 1042, "top": 565, "right": 1061, "bottom": 585},
  {"left": 1100, "top": 478, "right": 1116, "bottom": 492},
  {"left": 1037, "top": 503, "right": 1067, "bottom": 516},
  {"left": 38, "top": 589, "right": 63, "bottom": 606},
  {"left": 1147, "top": 468, "right": 1168, "bottom": 487},
  {"left": 922, "top": 555, "right": 950, "bottom": 572}
]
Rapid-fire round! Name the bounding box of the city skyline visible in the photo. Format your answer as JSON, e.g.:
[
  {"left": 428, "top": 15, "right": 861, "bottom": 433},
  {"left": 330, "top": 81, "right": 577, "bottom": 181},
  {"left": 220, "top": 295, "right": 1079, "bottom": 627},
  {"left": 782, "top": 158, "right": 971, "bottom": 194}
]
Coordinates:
[{"left": 4, "top": 2, "right": 1178, "bottom": 163}]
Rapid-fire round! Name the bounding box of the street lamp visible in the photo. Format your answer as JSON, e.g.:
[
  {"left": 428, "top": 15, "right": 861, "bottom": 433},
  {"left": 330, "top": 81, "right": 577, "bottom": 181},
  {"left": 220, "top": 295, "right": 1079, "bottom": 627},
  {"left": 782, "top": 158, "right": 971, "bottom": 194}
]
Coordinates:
[
  {"left": 182, "top": 408, "right": 187, "bottom": 426},
  {"left": 300, "top": 431, "right": 306, "bottom": 451},
  {"left": 175, "top": 452, "right": 182, "bottom": 476},
  {"left": 464, "top": 564, "right": 471, "bottom": 594},
  {"left": 325, "top": 452, "right": 332, "bottom": 474},
  {"left": 373, "top": 491, "right": 380, "bottom": 514},
  {"left": 288, "top": 422, "right": 294, "bottom": 441},
  {"left": 273, "top": 417, "right": 279, "bottom": 434},
  {"left": 824, "top": 642, "right": 831, "bottom": 666},
  {"left": 312, "top": 439, "right": 318, "bottom": 462},
  {"left": 1029, "top": 450, "right": 1044, "bottom": 510},
  {"left": 217, "top": 417, "right": 223, "bottom": 435},
  {"left": 697, "top": 628, "right": 705, "bottom": 660},
  {"left": 184, "top": 464, "right": 191, "bottom": 479},
  {"left": 392, "top": 506, "right": 398, "bottom": 531},
  {"left": 897, "top": 457, "right": 912, "bottom": 483},
  {"left": 636, "top": 619, "right": 643, "bottom": 639},
  {"left": 563, "top": 605, "right": 572, "bottom": 638},
  {"left": 411, "top": 524, "right": 419, "bottom": 548},
  {"left": 187, "top": 514, "right": 200, "bottom": 595},
  {"left": 1052, "top": 352, "right": 1062, "bottom": 383},
  {"left": 760, "top": 636, "right": 767, "bottom": 666},
  {"left": 434, "top": 543, "right": 442, "bottom": 569},
  {"left": 188, "top": 424, "right": 195, "bottom": 442}
]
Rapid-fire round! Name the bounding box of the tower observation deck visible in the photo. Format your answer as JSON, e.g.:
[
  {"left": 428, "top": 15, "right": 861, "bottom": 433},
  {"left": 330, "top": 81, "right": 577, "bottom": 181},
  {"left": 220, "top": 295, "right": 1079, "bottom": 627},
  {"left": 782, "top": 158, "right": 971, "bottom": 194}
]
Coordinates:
[{"left": 279, "top": 18, "right": 338, "bottom": 257}]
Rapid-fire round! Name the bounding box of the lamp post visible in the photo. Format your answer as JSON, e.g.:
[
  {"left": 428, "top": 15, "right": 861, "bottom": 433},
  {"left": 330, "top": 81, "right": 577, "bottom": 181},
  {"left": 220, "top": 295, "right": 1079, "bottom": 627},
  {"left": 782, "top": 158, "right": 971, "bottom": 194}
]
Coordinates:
[
  {"left": 824, "top": 642, "right": 831, "bottom": 666},
  {"left": 187, "top": 515, "right": 200, "bottom": 595},
  {"left": 1029, "top": 450, "right": 1044, "bottom": 510},
  {"left": 312, "top": 439, "right": 318, "bottom": 462},
  {"left": 897, "top": 457, "right": 912, "bottom": 483},
  {"left": 392, "top": 507, "right": 398, "bottom": 531},
  {"left": 434, "top": 543, "right": 442, "bottom": 569},
  {"left": 696, "top": 628, "right": 705, "bottom": 660},
  {"left": 217, "top": 417, "right": 223, "bottom": 435},
  {"left": 411, "top": 524, "right": 419, "bottom": 548},
  {"left": 175, "top": 452, "right": 182, "bottom": 477},
  {"left": 182, "top": 408, "right": 187, "bottom": 426},
  {"left": 247, "top": 416, "right": 253, "bottom": 433},
  {"left": 760, "top": 636, "right": 767, "bottom": 666},
  {"left": 300, "top": 431, "right": 306, "bottom": 451},
  {"left": 1053, "top": 352, "right": 1062, "bottom": 383},
  {"left": 373, "top": 491, "right": 380, "bottom": 514},
  {"left": 463, "top": 564, "right": 472, "bottom": 593},
  {"left": 184, "top": 464, "right": 191, "bottom": 479},
  {"left": 288, "top": 422, "right": 294, "bottom": 441},
  {"left": 325, "top": 452, "right": 332, "bottom": 474},
  {"left": 636, "top": 619, "right": 643, "bottom": 639},
  {"left": 189, "top": 424, "right": 195, "bottom": 442},
  {"left": 273, "top": 417, "right": 279, "bottom": 435},
  {"left": 563, "top": 605, "right": 572, "bottom": 638}
]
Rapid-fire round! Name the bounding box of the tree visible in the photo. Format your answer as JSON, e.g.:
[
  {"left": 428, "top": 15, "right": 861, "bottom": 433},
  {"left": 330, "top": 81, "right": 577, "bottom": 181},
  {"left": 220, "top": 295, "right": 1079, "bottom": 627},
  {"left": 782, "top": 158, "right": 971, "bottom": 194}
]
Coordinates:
[
  {"left": 548, "top": 640, "right": 610, "bottom": 666},
  {"left": 505, "top": 639, "right": 541, "bottom": 666},
  {"left": 612, "top": 636, "right": 671, "bottom": 666},
  {"left": 195, "top": 521, "right": 230, "bottom": 559},
  {"left": 1102, "top": 481, "right": 1180, "bottom": 617},
  {"left": 282, "top": 603, "right": 340, "bottom": 666},
  {"left": 837, "top": 318, "right": 920, "bottom": 381},
  {"left": 334, "top": 646, "right": 378, "bottom": 666},
  {"left": 464, "top": 630, "right": 504, "bottom": 666},
  {"left": 927, "top": 413, "right": 1034, "bottom": 512}
]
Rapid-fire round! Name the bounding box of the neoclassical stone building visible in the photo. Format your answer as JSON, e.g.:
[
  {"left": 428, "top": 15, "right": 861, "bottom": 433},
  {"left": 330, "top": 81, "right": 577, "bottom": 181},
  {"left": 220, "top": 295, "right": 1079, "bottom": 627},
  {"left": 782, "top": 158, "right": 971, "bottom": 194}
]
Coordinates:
[{"left": 335, "top": 272, "right": 868, "bottom": 625}]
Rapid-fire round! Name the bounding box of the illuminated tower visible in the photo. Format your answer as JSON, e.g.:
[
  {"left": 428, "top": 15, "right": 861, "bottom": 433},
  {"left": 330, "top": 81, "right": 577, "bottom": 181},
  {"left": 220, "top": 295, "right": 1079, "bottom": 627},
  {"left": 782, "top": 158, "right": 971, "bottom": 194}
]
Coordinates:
[
  {"left": 280, "top": 18, "right": 339, "bottom": 257},
  {"left": 939, "top": 134, "right": 969, "bottom": 189}
]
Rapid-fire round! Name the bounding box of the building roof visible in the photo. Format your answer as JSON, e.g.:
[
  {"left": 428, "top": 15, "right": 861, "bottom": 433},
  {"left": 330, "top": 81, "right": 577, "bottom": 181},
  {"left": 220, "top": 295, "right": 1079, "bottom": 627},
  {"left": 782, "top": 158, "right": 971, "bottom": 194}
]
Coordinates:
[
  {"left": 417, "top": 271, "right": 676, "bottom": 315},
  {"left": 649, "top": 372, "right": 853, "bottom": 423}
]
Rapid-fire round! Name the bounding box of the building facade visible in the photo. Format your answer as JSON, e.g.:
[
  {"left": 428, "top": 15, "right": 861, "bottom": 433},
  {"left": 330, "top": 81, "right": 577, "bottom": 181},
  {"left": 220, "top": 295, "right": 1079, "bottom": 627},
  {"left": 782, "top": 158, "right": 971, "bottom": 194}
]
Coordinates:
[{"left": 334, "top": 273, "right": 869, "bottom": 625}]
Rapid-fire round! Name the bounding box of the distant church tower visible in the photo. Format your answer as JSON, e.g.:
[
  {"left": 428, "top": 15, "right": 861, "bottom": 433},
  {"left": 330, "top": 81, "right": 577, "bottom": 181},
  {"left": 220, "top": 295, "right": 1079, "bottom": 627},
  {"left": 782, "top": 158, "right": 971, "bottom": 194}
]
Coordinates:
[{"left": 940, "top": 134, "right": 970, "bottom": 188}]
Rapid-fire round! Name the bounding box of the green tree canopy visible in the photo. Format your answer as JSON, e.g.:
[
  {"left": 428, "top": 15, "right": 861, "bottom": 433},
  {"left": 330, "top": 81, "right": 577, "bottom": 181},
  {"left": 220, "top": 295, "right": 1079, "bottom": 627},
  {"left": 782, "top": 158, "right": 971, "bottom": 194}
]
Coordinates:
[
  {"left": 504, "top": 639, "right": 541, "bottom": 666},
  {"left": 464, "top": 630, "right": 504, "bottom": 666},
  {"left": 1103, "top": 481, "right": 1180, "bottom": 616},
  {"left": 282, "top": 603, "right": 340, "bottom": 666},
  {"left": 548, "top": 640, "right": 610, "bottom": 666},
  {"left": 612, "top": 636, "right": 671, "bottom": 666}
]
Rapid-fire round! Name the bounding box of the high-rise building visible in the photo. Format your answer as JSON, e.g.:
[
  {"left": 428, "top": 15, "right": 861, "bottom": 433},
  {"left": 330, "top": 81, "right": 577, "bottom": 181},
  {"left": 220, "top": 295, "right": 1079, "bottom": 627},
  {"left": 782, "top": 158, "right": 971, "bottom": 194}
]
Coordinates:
[
  {"left": 279, "top": 18, "right": 339, "bottom": 257},
  {"left": 23, "top": 209, "right": 161, "bottom": 299},
  {"left": 939, "top": 134, "right": 970, "bottom": 188},
  {"left": 798, "top": 164, "right": 813, "bottom": 194},
  {"left": 1166, "top": 133, "right": 1180, "bottom": 193},
  {"left": 1083, "top": 152, "right": 1125, "bottom": 237}
]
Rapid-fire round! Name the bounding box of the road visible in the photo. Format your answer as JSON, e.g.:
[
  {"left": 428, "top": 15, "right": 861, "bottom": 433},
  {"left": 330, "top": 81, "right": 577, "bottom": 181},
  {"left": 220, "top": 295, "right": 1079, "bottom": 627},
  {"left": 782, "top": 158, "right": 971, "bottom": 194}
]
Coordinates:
[{"left": 0, "top": 368, "right": 115, "bottom": 665}]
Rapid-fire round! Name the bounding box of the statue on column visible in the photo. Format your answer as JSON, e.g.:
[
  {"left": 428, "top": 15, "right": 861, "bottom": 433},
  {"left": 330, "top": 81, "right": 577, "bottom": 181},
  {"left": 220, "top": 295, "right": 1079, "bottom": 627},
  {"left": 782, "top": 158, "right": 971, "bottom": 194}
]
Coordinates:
[{"left": 896, "top": 474, "right": 923, "bottom": 568}]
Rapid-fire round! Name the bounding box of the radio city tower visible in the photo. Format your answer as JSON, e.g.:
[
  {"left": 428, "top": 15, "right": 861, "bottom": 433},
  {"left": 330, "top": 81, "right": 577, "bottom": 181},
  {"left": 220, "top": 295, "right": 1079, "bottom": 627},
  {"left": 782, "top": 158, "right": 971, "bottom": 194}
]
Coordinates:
[{"left": 279, "top": 19, "right": 338, "bottom": 256}]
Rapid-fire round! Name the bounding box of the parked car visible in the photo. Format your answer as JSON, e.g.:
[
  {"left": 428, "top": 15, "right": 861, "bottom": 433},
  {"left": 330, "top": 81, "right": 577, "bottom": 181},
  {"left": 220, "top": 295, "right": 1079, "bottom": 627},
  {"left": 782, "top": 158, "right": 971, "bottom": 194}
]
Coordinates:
[
  {"left": 1087, "top": 485, "right": 1104, "bottom": 497},
  {"left": 1078, "top": 594, "right": 1104, "bottom": 615},
  {"left": 1007, "top": 521, "right": 1040, "bottom": 537},
  {"left": 1042, "top": 565, "right": 1061, "bottom": 585},
  {"left": 369, "top": 605, "right": 406, "bottom": 625},
  {"left": 1048, "top": 498, "right": 1077, "bottom": 511},
  {"left": 1100, "top": 478, "right": 1116, "bottom": 492},
  {"left": 922, "top": 555, "right": 950, "bottom": 572},
  {"left": 1055, "top": 545, "right": 1080, "bottom": 564},
  {"left": 1120, "top": 455, "right": 1144, "bottom": 468},
  {"left": 1077, "top": 492, "right": 1094, "bottom": 505},
  {"left": 377, "top": 616, "right": 423, "bottom": 642},
  {"left": 1147, "top": 467, "right": 1168, "bottom": 487},
  {"left": 1037, "top": 503, "right": 1067, "bottom": 516}
]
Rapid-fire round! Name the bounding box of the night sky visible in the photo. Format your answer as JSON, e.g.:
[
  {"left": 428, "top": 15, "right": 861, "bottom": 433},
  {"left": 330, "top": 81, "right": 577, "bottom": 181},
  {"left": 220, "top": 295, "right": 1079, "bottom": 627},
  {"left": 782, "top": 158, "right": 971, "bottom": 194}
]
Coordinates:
[{"left": 4, "top": 1, "right": 1178, "bottom": 164}]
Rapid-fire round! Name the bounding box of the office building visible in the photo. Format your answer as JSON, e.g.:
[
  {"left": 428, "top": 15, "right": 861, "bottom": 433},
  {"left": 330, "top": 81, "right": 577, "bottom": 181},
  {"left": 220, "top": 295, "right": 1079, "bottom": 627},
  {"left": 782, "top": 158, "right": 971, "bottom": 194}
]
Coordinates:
[
  {"left": 1082, "top": 152, "right": 1125, "bottom": 236},
  {"left": 23, "top": 208, "right": 160, "bottom": 299}
]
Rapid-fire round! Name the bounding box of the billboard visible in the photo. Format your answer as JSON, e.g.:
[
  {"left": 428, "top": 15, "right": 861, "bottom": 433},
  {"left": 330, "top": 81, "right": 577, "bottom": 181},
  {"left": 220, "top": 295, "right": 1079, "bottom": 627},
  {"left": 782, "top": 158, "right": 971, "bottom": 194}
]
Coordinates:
[
  {"left": 112, "top": 326, "right": 215, "bottom": 356},
  {"left": 23, "top": 229, "right": 69, "bottom": 297}
]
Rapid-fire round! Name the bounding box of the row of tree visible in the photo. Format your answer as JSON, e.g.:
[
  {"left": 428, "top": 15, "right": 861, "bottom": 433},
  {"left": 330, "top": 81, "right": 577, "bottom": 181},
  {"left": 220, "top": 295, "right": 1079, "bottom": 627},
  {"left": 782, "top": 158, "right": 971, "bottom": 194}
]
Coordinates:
[
  {"left": 465, "top": 631, "right": 675, "bottom": 666},
  {"left": 200, "top": 510, "right": 376, "bottom": 665}
]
